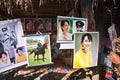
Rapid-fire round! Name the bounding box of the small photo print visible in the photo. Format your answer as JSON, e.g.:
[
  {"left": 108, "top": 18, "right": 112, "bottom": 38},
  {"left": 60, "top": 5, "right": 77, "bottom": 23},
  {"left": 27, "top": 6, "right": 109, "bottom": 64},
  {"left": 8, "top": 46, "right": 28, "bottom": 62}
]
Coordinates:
[
  {"left": 26, "top": 34, "right": 51, "bottom": 66},
  {"left": 73, "top": 32, "right": 99, "bottom": 68},
  {"left": 0, "top": 51, "right": 11, "bottom": 68},
  {"left": 15, "top": 46, "right": 27, "bottom": 63},
  {"left": 73, "top": 18, "right": 88, "bottom": 33}
]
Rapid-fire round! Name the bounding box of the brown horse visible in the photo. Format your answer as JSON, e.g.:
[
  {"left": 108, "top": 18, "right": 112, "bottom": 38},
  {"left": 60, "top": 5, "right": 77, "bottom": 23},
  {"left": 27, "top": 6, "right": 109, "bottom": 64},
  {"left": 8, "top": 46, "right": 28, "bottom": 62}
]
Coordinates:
[{"left": 29, "top": 42, "right": 48, "bottom": 61}]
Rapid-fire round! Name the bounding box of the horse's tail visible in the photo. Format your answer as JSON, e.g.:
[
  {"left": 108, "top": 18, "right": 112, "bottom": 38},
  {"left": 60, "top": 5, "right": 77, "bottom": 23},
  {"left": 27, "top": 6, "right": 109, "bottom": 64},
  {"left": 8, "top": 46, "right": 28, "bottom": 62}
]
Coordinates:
[{"left": 29, "top": 49, "right": 34, "bottom": 55}]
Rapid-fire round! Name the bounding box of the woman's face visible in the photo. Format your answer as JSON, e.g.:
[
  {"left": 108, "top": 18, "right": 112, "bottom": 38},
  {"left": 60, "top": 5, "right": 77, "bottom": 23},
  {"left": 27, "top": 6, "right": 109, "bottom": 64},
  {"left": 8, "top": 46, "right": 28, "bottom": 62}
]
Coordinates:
[
  {"left": 82, "top": 36, "right": 92, "bottom": 52},
  {"left": 1, "top": 54, "right": 8, "bottom": 64},
  {"left": 18, "top": 50, "right": 23, "bottom": 56},
  {"left": 62, "top": 21, "right": 69, "bottom": 33}
]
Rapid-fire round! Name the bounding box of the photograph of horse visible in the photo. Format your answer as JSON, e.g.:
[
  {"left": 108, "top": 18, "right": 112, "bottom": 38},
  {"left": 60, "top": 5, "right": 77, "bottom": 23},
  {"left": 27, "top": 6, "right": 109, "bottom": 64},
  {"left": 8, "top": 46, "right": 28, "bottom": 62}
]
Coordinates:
[
  {"left": 29, "top": 41, "right": 48, "bottom": 61},
  {"left": 26, "top": 35, "right": 51, "bottom": 66}
]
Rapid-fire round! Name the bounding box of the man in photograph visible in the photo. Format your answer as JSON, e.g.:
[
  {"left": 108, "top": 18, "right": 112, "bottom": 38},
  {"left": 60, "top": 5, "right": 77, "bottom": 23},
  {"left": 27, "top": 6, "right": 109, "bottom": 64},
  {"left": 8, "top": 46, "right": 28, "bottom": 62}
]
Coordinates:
[
  {"left": 76, "top": 21, "right": 84, "bottom": 32},
  {"left": 0, "top": 26, "right": 17, "bottom": 64}
]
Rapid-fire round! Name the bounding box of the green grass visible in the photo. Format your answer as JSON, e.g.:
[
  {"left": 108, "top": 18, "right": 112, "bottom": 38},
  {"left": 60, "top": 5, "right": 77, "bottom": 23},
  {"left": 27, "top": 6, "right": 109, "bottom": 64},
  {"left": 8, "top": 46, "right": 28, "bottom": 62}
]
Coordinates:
[{"left": 27, "top": 49, "right": 51, "bottom": 66}]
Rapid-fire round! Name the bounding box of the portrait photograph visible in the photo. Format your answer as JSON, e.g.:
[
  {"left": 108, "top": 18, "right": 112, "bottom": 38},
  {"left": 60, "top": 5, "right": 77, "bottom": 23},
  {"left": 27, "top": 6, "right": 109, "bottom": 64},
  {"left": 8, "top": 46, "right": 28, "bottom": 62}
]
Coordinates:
[
  {"left": 0, "top": 19, "right": 27, "bottom": 73},
  {"left": 0, "top": 51, "right": 11, "bottom": 68},
  {"left": 15, "top": 46, "right": 27, "bottom": 63},
  {"left": 73, "top": 32, "right": 99, "bottom": 68},
  {"left": 72, "top": 18, "right": 88, "bottom": 33},
  {"left": 57, "top": 16, "right": 73, "bottom": 43},
  {"left": 26, "top": 34, "right": 51, "bottom": 66}
]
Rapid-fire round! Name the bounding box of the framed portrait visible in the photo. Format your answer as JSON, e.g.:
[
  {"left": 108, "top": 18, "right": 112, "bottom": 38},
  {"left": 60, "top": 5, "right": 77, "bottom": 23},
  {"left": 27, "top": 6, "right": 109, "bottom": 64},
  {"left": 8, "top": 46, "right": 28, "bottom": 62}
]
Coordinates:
[
  {"left": 57, "top": 16, "right": 88, "bottom": 49},
  {"left": 73, "top": 32, "right": 99, "bottom": 68},
  {"left": 72, "top": 17, "right": 88, "bottom": 33},
  {"left": 25, "top": 34, "right": 51, "bottom": 66},
  {"left": 57, "top": 16, "right": 73, "bottom": 43},
  {"left": 57, "top": 16, "right": 88, "bottom": 43},
  {"left": 0, "top": 19, "right": 27, "bottom": 73}
]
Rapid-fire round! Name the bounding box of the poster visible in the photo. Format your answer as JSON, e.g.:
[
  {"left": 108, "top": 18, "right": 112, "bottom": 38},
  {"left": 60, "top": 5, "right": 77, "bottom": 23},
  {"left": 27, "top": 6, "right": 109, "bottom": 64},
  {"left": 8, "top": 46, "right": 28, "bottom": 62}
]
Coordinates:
[
  {"left": 57, "top": 16, "right": 88, "bottom": 43},
  {"left": 73, "top": 32, "right": 99, "bottom": 68},
  {"left": 108, "top": 24, "right": 117, "bottom": 51},
  {"left": 26, "top": 34, "right": 51, "bottom": 66},
  {"left": 0, "top": 19, "right": 27, "bottom": 73},
  {"left": 21, "top": 18, "right": 52, "bottom": 34}
]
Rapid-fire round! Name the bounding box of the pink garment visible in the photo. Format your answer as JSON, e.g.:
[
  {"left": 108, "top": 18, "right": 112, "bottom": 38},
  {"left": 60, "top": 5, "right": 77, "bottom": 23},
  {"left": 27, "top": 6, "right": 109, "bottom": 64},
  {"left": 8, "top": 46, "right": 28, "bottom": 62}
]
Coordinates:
[{"left": 27, "top": 22, "right": 34, "bottom": 31}]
